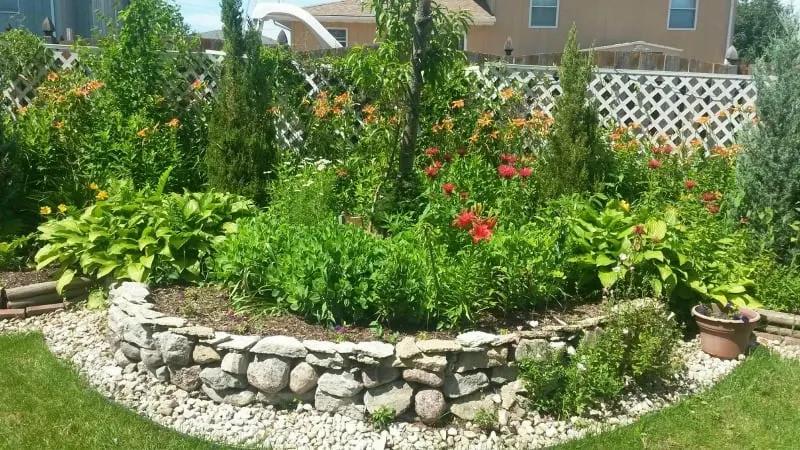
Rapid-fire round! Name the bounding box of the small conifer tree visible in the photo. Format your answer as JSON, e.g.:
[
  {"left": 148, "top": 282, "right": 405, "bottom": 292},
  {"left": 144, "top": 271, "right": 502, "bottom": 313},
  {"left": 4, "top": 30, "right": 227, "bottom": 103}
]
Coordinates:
[
  {"left": 206, "top": 0, "right": 278, "bottom": 203},
  {"left": 536, "top": 26, "right": 609, "bottom": 200}
]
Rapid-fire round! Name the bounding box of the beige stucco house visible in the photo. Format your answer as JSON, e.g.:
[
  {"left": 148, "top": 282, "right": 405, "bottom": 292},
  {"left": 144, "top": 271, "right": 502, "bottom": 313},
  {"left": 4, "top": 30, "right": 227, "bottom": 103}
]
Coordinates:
[{"left": 286, "top": 0, "right": 737, "bottom": 63}]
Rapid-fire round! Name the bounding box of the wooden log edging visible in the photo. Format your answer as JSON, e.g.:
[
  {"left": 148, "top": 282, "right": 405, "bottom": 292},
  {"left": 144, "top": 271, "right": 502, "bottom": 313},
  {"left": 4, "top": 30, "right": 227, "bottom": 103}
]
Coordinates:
[
  {"left": 754, "top": 308, "right": 800, "bottom": 341},
  {"left": 0, "top": 277, "right": 92, "bottom": 319}
]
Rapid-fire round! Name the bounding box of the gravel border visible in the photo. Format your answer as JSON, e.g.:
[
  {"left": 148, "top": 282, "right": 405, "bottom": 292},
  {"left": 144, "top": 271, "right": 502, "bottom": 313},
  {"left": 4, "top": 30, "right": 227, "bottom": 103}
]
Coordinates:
[{"left": 3, "top": 308, "right": 794, "bottom": 449}]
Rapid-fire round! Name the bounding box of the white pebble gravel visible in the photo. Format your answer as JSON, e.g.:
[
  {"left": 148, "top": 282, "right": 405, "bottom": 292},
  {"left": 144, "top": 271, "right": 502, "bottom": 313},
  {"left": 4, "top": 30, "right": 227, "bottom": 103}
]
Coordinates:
[{"left": 2, "top": 308, "right": 796, "bottom": 450}]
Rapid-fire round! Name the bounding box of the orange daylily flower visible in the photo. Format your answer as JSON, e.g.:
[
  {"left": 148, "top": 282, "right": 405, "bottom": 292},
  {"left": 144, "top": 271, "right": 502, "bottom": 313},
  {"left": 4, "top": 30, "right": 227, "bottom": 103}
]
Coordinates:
[
  {"left": 451, "top": 99, "right": 465, "bottom": 109},
  {"left": 167, "top": 118, "right": 180, "bottom": 128}
]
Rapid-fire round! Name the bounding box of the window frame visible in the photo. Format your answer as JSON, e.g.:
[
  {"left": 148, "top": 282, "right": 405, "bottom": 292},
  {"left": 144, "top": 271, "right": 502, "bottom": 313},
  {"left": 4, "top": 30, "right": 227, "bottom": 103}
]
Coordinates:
[
  {"left": 458, "top": 34, "right": 467, "bottom": 51},
  {"left": 326, "top": 27, "right": 348, "bottom": 48},
  {"left": 667, "top": 0, "right": 698, "bottom": 31},
  {"left": 529, "top": 0, "right": 559, "bottom": 29},
  {"left": 0, "top": 0, "right": 19, "bottom": 14}
]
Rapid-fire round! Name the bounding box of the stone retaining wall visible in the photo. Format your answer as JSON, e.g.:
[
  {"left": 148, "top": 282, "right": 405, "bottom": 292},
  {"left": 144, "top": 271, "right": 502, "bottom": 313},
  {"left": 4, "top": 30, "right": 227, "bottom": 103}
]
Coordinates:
[{"left": 107, "top": 282, "right": 602, "bottom": 424}]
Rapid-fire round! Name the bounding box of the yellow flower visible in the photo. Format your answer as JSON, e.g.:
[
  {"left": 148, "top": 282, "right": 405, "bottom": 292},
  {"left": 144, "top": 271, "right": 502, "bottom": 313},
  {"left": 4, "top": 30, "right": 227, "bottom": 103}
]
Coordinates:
[
  {"left": 695, "top": 115, "right": 710, "bottom": 126},
  {"left": 167, "top": 118, "right": 180, "bottom": 128},
  {"left": 191, "top": 79, "right": 204, "bottom": 90},
  {"left": 57, "top": 203, "right": 68, "bottom": 213},
  {"left": 620, "top": 200, "right": 631, "bottom": 213},
  {"left": 717, "top": 110, "right": 728, "bottom": 118},
  {"left": 500, "top": 88, "right": 514, "bottom": 99},
  {"left": 89, "top": 182, "right": 99, "bottom": 190},
  {"left": 96, "top": 190, "right": 109, "bottom": 201},
  {"left": 16, "top": 105, "right": 28, "bottom": 115},
  {"left": 54, "top": 121, "right": 64, "bottom": 129},
  {"left": 689, "top": 138, "right": 703, "bottom": 147},
  {"left": 136, "top": 127, "right": 148, "bottom": 138},
  {"left": 450, "top": 99, "right": 465, "bottom": 109},
  {"left": 40, "top": 206, "right": 52, "bottom": 215},
  {"left": 47, "top": 72, "right": 58, "bottom": 82}
]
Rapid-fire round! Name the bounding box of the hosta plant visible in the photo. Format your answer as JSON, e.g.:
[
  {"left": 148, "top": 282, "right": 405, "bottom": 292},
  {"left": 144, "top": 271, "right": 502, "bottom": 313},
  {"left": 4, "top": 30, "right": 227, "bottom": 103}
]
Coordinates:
[{"left": 35, "top": 170, "right": 254, "bottom": 292}]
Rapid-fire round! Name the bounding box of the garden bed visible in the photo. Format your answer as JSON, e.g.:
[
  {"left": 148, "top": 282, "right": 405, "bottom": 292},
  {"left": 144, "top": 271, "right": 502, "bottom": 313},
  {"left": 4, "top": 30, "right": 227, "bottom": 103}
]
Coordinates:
[{"left": 150, "top": 284, "right": 605, "bottom": 342}]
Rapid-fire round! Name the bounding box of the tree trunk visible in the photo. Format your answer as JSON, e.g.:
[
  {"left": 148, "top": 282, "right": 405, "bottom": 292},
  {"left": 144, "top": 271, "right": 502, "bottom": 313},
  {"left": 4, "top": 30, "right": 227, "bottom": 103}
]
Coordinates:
[{"left": 398, "top": 0, "right": 433, "bottom": 190}]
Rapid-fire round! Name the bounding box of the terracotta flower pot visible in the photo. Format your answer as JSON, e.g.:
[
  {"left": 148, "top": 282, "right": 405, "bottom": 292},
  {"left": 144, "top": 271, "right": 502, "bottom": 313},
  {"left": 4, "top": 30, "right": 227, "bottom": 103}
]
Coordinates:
[{"left": 692, "top": 305, "right": 760, "bottom": 360}]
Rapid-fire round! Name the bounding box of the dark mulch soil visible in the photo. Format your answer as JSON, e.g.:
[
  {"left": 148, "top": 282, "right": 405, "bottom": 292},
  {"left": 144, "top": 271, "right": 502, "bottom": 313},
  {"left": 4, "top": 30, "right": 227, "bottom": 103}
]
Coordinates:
[
  {"left": 152, "top": 284, "right": 605, "bottom": 343},
  {"left": 0, "top": 268, "right": 57, "bottom": 290}
]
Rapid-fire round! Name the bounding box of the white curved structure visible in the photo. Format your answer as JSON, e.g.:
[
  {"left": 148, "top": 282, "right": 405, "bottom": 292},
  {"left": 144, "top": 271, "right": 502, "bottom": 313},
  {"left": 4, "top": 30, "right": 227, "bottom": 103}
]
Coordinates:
[{"left": 251, "top": 2, "right": 343, "bottom": 49}]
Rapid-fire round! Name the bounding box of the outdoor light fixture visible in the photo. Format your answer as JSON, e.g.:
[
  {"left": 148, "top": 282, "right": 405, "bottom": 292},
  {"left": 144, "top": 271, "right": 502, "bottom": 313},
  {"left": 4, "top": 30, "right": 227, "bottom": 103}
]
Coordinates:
[
  {"left": 42, "top": 16, "right": 55, "bottom": 43},
  {"left": 504, "top": 37, "right": 514, "bottom": 56}
]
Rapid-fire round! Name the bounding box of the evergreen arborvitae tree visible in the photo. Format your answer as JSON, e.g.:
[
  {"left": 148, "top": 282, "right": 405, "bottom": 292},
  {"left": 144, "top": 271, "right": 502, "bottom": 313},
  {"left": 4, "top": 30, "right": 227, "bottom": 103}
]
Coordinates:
[
  {"left": 206, "top": 0, "right": 277, "bottom": 203},
  {"left": 737, "top": 17, "right": 800, "bottom": 261},
  {"left": 536, "top": 26, "right": 609, "bottom": 200}
]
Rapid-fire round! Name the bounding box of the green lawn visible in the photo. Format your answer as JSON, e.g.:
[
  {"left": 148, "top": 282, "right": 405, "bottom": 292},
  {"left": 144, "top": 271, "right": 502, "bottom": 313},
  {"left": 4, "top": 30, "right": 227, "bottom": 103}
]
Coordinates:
[
  {"left": 0, "top": 333, "right": 240, "bottom": 450},
  {"left": 1, "top": 332, "right": 798, "bottom": 450},
  {"left": 556, "top": 347, "right": 800, "bottom": 450}
]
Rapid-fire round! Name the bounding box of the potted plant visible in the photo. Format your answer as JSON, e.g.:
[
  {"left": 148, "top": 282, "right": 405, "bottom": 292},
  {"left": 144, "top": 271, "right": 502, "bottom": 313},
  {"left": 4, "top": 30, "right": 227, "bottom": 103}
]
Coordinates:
[{"left": 692, "top": 302, "right": 760, "bottom": 359}]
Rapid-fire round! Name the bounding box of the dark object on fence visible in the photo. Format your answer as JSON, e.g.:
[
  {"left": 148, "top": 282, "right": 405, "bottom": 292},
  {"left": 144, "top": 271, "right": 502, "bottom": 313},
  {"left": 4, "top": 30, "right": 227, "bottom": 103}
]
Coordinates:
[
  {"left": 504, "top": 37, "right": 514, "bottom": 57},
  {"left": 42, "top": 17, "right": 56, "bottom": 44}
]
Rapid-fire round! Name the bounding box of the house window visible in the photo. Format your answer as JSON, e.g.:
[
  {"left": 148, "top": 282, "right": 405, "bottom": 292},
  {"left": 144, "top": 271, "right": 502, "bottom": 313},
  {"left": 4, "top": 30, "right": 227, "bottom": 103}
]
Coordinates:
[
  {"left": 530, "top": 0, "right": 558, "bottom": 28},
  {"left": 668, "top": 0, "right": 697, "bottom": 30},
  {"left": 326, "top": 28, "right": 348, "bottom": 48},
  {"left": 0, "top": 0, "right": 19, "bottom": 13},
  {"left": 457, "top": 34, "right": 467, "bottom": 51}
]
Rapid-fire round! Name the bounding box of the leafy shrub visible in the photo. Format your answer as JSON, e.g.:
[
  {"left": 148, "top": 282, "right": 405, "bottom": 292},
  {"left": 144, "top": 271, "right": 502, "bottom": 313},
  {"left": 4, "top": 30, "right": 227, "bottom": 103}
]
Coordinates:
[
  {"left": 752, "top": 255, "right": 800, "bottom": 313},
  {"left": 3, "top": 4, "right": 209, "bottom": 233},
  {"left": 567, "top": 198, "right": 758, "bottom": 312},
  {"left": 518, "top": 298, "right": 682, "bottom": 418},
  {"left": 737, "top": 18, "right": 800, "bottom": 260},
  {"left": 212, "top": 208, "right": 566, "bottom": 329},
  {"left": 35, "top": 171, "right": 254, "bottom": 290}
]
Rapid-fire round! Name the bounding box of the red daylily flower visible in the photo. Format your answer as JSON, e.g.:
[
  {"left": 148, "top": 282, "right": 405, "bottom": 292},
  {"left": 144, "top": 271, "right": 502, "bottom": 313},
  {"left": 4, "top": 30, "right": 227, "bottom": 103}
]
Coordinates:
[
  {"left": 648, "top": 159, "right": 662, "bottom": 169},
  {"left": 519, "top": 167, "right": 532, "bottom": 179},
  {"left": 497, "top": 164, "right": 517, "bottom": 179},
  {"left": 442, "top": 183, "right": 455, "bottom": 196},
  {"left": 706, "top": 204, "right": 720, "bottom": 214},
  {"left": 452, "top": 210, "right": 477, "bottom": 229},
  {"left": 469, "top": 222, "right": 493, "bottom": 243},
  {"left": 425, "top": 147, "right": 440, "bottom": 157},
  {"left": 500, "top": 154, "right": 518, "bottom": 164},
  {"left": 633, "top": 224, "right": 646, "bottom": 235},
  {"left": 443, "top": 153, "right": 453, "bottom": 162},
  {"left": 684, "top": 179, "right": 698, "bottom": 190},
  {"left": 424, "top": 166, "right": 440, "bottom": 178}
]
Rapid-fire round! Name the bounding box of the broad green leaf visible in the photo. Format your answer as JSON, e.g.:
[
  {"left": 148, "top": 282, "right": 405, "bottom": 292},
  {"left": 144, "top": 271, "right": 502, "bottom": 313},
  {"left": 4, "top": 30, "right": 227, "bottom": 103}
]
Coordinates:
[
  {"left": 138, "top": 236, "right": 159, "bottom": 250},
  {"left": 127, "top": 263, "right": 145, "bottom": 282},
  {"left": 595, "top": 254, "right": 616, "bottom": 267},
  {"left": 140, "top": 254, "right": 155, "bottom": 269},
  {"left": 656, "top": 263, "right": 673, "bottom": 281},
  {"left": 598, "top": 268, "right": 621, "bottom": 288},
  {"left": 56, "top": 269, "right": 76, "bottom": 295},
  {"left": 643, "top": 250, "right": 664, "bottom": 261},
  {"left": 650, "top": 278, "right": 663, "bottom": 295},
  {"left": 97, "top": 263, "right": 119, "bottom": 278},
  {"left": 646, "top": 220, "right": 667, "bottom": 241}
]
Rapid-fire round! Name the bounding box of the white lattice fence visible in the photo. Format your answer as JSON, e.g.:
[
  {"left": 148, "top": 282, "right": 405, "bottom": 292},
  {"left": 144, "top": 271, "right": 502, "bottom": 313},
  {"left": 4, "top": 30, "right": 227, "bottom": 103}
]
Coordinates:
[
  {"left": 4, "top": 48, "right": 756, "bottom": 147},
  {"left": 471, "top": 64, "right": 757, "bottom": 146}
]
